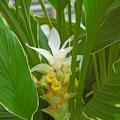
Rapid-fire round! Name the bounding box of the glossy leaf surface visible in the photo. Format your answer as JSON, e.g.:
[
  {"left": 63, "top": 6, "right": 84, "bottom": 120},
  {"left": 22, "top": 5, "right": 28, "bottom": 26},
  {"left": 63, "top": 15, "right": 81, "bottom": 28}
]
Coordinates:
[{"left": 0, "top": 16, "right": 38, "bottom": 120}]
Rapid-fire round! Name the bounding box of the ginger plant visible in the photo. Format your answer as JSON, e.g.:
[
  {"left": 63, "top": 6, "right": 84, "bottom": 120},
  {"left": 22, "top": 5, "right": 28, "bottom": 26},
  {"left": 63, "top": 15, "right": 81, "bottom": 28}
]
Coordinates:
[{"left": 27, "top": 28, "right": 83, "bottom": 120}]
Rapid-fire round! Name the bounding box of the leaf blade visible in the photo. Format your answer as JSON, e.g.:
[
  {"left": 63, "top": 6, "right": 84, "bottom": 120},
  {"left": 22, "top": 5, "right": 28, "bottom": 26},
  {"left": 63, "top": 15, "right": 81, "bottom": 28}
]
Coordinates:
[{"left": 0, "top": 16, "right": 38, "bottom": 120}]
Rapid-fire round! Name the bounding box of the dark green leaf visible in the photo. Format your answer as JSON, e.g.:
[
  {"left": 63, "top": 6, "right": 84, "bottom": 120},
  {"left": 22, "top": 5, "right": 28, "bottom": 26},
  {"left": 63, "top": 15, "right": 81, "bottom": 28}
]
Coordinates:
[
  {"left": 84, "top": 0, "right": 112, "bottom": 27},
  {"left": 30, "top": 14, "right": 39, "bottom": 47},
  {"left": 76, "top": 0, "right": 113, "bottom": 110},
  {"left": 82, "top": 73, "right": 120, "bottom": 120},
  {"left": 0, "top": 105, "right": 22, "bottom": 120},
  {"left": 94, "top": 6, "right": 120, "bottom": 53},
  {"left": 110, "top": 0, "right": 120, "bottom": 10},
  {"left": 78, "top": 2, "right": 120, "bottom": 54},
  {"left": 48, "top": 0, "right": 67, "bottom": 12}
]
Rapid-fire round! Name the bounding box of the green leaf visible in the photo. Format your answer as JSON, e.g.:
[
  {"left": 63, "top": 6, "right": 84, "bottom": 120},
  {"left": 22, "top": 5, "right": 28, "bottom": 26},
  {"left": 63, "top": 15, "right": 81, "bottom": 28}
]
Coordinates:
[
  {"left": 84, "top": 0, "right": 112, "bottom": 27},
  {"left": 0, "top": 105, "right": 22, "bottom": 120},
  {"left": 0, "top": 2, "right": 40, "bottom": 67},
  {"left": 22, "top": 0, "right": 32, "bottom": 12},
  {"left": 18, "top": 0, "right": 36, "bottom": 46},
  {"left": 76, "top": 0, "right": 113, "bottom": 110},
  {"left": 93, "top": 6, "right": 120, "bottom": 53},
  {"left": 2, "top": 0, "right": 8, "bottom": 4},
  {"left": 48, "top": 0, "right": 67, "bottom": 12},
  {"left": 82, "top": 73, "right": 120, "bottom": 120},
  {"left": 77, "top": 1, "right": 120, "bottom": 56},
  {"left": 78, "top": 1, "right": 120, "bottom": 54},
  {"left": 110, "top": 0, "right": 120, "bottom": 10},
  {"left": 0, "top": 16, "right": 38, "bottom": 119},
  {"left": 30, "top": 15, "right": 39, "bottom": 47},
  {"left": 0, "top": 2, "right": 27, "bottom": 43}
]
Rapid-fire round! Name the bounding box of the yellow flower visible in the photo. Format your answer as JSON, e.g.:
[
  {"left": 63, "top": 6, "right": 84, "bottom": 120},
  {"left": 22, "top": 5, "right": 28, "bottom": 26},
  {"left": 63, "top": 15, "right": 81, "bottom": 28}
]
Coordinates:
[
  {"left": 51, "top": 80, "right": 61, "bottom": 92},
  {"left": 64, "top": 75, "right": 70, "bottom": 83},
  {"left": 46, "top": 72, "right": 55, "bottom": 83}
]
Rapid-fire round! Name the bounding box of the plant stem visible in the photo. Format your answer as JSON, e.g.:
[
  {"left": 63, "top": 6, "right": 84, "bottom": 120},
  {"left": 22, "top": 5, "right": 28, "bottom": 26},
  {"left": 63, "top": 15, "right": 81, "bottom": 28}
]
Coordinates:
[
  {"left": 99, "top": 49, "right": 107, "bottom": 85},
  {"left": 69, "top": 0, "right": 83, "bottom": 116},
  {"left": 76, "top": 29, "right": 97, "bottom": 112},
  {"left": 61, "top": 13, "right": 68, "bottom": 41},
  {"left": 68, "top": 0, "right": 72, "bottom": 35},
  {"left": 20, "top": 0, "right": 36, "bottom": 46},
  {"left": 15, "top": 0, "right": 19, "bottom": 22},
  {"left": 106, "top": 46, "right": 114, "bottom": 81},
  {"left": 106, "top": 43, "right": 119, "bottom": 81},
  {"left": 93, "top": 54, "right": 100, "bottom": 89},
  {"left": 57, "top": 0, "right": 62, "bottom": 40},
  {"left": 39, "top": 0, "right": 53, "bottom": 28}
]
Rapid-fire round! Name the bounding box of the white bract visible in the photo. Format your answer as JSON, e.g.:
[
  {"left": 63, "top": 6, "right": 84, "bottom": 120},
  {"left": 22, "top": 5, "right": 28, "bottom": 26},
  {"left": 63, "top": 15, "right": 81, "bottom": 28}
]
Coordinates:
[
  {"left": 26, "top": 28, "right": 83, "bottom": 71},
  {"left": 71, "top": 0, "right": 76, "bottom": 7}
]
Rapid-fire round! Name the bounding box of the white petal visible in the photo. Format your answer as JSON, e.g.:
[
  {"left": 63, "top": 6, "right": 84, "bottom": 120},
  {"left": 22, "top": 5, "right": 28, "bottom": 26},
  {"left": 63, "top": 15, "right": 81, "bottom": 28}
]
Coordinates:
[
  {"left": 26, "top": 43, "right": 54, "bottom": 64},
  {"left": 65, "top": 55, "right": 83, "bottom": 65},
  {"left": 9, "top": 0, "right": 14, "bottom": 6},
  {"left": 61, "top": 35, "right": 74, "bottom": 49},
  {"left": 48, "top": 27, "right": 61, "bottom": 55},
  {"left": 78, "top": 40, "right": 82, "bottom": 44},
  {"left": 58, "top": 47, "right": 72, "bottom": 59},
  {"left": 77, "top": 55, "right": 83, "bottom": 61},
  {"left": 77, "top": 55, "right": 83, "bottom": 69},
  {"left": 80, "top": 23, "right": 86, "bottom": 30},
  {"left": 71, "top": 0, "right": 76, "bottom": 7},
  {"left": 63, "top": 47, "right": 73, "bottom": 56}
]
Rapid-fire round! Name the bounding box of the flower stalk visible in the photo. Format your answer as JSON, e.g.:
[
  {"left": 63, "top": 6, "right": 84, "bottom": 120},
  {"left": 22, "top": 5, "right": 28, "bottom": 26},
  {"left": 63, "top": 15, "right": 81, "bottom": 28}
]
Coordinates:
[{"left": 39, "top": 0, "right": 53, "bottom": 28}]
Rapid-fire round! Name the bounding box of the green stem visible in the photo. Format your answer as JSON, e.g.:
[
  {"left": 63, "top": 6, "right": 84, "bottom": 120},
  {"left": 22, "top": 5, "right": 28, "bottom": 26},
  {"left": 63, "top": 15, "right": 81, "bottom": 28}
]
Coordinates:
[
  {"left": 61, "top": 13, "right": 68, "bottom": 41},
  {"left": 15, "top": 0, "right": 19, "bottom": 22},
  {"left": 107, "top": 46, "right": 114, "bottom": 81},
  {"left": 113, "top": 43, "right": 120, "bottom": 60},
  {"left": 99, "top": 49, "right": 107, "bottom": 86},
  {"left": 69, "top": 0, "right": 83, "bottom": 115},
  {"left": 67, "top": 0, "right": 72, "bottom": 35},
  {"left": 21, "top": 0, "right": 36, "bottom": 46},
  {"left": 57, "top": 0, "right": 62, "bottom": 40},
  {"left": 107, "top": 43, "right": 120, "bottom": 81},
  {"left": 39, "top": 0, "right": 53, "bottom": 28},
  {"left": 93, "top": 54, "right": 100, "bottom": 89},
  {"left": 76, "top": 29, "right": 97, "bottom": 112}
]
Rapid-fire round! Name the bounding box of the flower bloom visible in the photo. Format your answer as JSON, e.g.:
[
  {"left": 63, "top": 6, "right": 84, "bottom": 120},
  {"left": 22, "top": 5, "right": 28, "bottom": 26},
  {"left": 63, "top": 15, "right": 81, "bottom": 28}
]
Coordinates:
[
  {"left": 51, "top": 80, "right": 61, "bottom": 92},
  {"left": 26, "top": 27, "right": 83, "bottom": 71},
  {"left": 46, "top": 72, "right": 55, "bottom": 83}
]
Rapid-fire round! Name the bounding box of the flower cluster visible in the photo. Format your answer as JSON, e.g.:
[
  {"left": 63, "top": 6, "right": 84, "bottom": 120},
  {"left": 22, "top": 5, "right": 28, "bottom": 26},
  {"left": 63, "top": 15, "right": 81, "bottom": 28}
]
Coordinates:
[{"left": 27, "top": 28, "right": 83, "bottom": 120}]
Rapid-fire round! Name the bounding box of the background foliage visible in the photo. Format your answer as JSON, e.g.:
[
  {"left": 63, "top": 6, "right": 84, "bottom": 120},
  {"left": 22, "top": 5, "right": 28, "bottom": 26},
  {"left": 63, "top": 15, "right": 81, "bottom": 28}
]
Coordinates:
[{"left": 0, "top": 0, "right": 120, "bottom": 120}]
